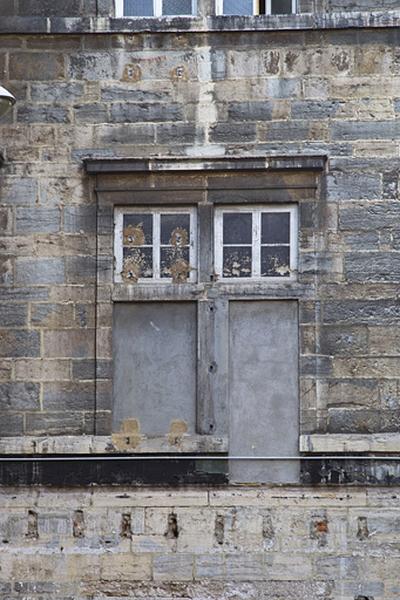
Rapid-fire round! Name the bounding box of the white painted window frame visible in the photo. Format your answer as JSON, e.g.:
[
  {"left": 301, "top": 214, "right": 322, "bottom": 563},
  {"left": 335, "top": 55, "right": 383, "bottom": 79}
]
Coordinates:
[
  {"left": 215, "top": 0, "right": 296, "bottom": 15},
  {"left": 114, "top": 206, "right": 197, "bottom": 283},
  {"left": 115, "top": 0, "right": 197, "bottom": 17},
  {"left": 214, "top": 204, "right": 298, "bottom": 282}
]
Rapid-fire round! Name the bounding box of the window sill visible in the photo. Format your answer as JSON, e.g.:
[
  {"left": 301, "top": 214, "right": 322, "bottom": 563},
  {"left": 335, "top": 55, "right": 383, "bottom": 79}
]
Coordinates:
[
  {"left": 0, "top": 435, "right": 228, "bottom": 455},
  {"left": 1, "top": 12, "right": 400, "bottom": 34},
  {"left": 300, "top": 433, "right": 400, "bottom": 454}
]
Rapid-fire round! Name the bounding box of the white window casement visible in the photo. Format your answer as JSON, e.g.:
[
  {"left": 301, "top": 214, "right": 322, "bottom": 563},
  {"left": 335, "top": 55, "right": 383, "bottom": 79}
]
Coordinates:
[
  {"left": 215, "top": 0, "right": 296, "bottom": 15},
  {"left": 114, "top": 206, "right": 197, "bottom": 283},
  {"left": 115, "top": 0, "right": 197, "bottom": 17},
  {"left": 214, "top": 205, "right": 298, "bottom": 281}
]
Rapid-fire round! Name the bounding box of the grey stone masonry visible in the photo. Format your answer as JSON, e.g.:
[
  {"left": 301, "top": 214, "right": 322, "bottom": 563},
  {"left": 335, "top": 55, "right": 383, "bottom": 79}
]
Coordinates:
[
  {"left": 0, "top": 9, "right": 400, "bottom": 446},
  {"left": 0, "top": 485, "right": 397, "bottom": 598}
]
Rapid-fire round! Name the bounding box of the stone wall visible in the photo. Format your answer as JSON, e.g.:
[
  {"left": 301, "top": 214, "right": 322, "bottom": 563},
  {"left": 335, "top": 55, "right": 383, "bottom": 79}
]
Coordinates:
[
  {"left": 0, "top": 484, "right": 398, "bottom": 599},
  {"left": 1, "top": 21, "right": 400, "bottom": 440},
  {"left": 0, "top": 0, "right": 398, "bottom": 17}
]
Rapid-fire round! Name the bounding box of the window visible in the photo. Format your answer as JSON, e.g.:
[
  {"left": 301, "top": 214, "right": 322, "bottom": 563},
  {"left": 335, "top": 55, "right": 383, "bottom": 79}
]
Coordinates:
[
  {"left": 83, "top": 156, "right": 326, "bottom": 484},
  {"left": 215, "top": 0, "right": 296, "bottom": 15},
  {"left": 114, "top": 207, "right": 197, "bottom": 283},
  {"left": 115, "top": 0, "right": 197, "bottom": 16},
  {"left": 214, "top": 205, "right": 297, "bottom": 280}
]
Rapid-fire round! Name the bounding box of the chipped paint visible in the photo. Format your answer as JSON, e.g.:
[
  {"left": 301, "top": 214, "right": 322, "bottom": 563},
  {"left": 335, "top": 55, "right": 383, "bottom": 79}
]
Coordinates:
[
  {"left": 168, "top": 419, "right": 188, "bottom": 446},
  {"left": 170, "top": 257, "right": 191, "bottom": 283},
  {"left": 121, "top": 250, "right": 152, "bottom": 282},
  {"left": 170, "top": 226, "right": 189, "bottom": 247},
  {"left": 123, "top": 223, "right": 145, "bottom": 246},
  {"left": 112, "top": 418, "right": 142, "bottom": 450}
]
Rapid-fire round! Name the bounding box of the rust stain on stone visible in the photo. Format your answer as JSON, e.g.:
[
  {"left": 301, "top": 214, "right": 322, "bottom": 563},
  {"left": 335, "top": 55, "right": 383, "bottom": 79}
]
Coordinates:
[
  {"left": 171, "top": 65, "right": 188, "bottom": 80},
  {"left": 122, "top": 63, "right": 141, "bottom": 82},
  {"left": 112, "top": 418, "right": 142, "bottom": 449},
  {"left": 168, "top": 419, "right": 188, "bottom": 446}
]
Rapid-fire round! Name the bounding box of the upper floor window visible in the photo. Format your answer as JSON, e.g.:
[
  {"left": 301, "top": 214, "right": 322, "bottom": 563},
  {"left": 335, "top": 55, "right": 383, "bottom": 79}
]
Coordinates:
[
  {"left": 216, "top": 0, "right": 296, "bottom": 15},
  {"left": 114, "top": 207, "right": 197, "bottom": 283},
  {"left": 215, "top": 205, "right": 297, "bottom": 280},
  {"left": 115, "top": 0, "right": 196, "bottom": 16}
]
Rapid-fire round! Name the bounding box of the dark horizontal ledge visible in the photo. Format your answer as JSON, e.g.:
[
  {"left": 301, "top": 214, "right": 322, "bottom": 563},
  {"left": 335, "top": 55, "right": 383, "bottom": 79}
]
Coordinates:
[
  {"left": 85, "top": 155, "right": 327, "bottom": 174},
  {"left": 0, "top": 12, "right": 399, "bottom": 34}
]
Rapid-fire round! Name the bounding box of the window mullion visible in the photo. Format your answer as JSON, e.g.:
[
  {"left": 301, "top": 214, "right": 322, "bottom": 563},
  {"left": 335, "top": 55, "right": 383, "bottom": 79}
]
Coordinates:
[
  {"left": 155, "top": 0, "right": 162, "bottom": 16},
  {"left": 253, "top": 210, "right": 261, "bottom": 278},
  {"left": 253, "top": 0, "right": 260, "bottom": 15},
  {"left": 265, "top": 0, "right": 271, "bottom": 14},
  {"left": 115, "top": 0, "right": 124, "bottom": 17},
  {"left": 154, "top": 212, "right": 160, "bottom": 279}
]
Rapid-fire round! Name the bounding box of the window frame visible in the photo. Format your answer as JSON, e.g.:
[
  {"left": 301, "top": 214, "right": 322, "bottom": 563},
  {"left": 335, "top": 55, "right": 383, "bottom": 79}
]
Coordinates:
[
  {"left": 115, "top": 0, "right": 197, "bottom": 17},
  {"left": 215, "top": 0, "right": 297, "bottom": 15},
  {"left": 214, "top": 204, "right": 298, "bottom": 283},
  {"left": 114, "top": 205, "right": 198, "bottom": 284}
]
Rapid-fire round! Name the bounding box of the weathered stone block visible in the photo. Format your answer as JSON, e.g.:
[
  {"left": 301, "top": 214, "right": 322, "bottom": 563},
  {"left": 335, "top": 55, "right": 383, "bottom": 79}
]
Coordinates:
[
  {"left": 156, "top": 123, "right": 200, "bottom": 144},
  {"left": 339, "top": 201, "right": 400, "bottom": 231},
  {"left": 345, "top": 252, "right": 400, "bottom": 282},
  {"left": 69, "top": 53, "right": 114, "bottom": 80},
  {"left": 43, "top": 329, "right": 94, "bottom": 358},
  {"left": 18, "top": 0, "right": 81, "bottom": 16},
  {"left": 63, "top": 205, "right": 96, "bottom": 234},
  {"left": 0, "top": 330, "right": 40, "bottom": 358},
  {"left": 228, "top": 101, "right": 273, "bottom": 121},
  {"left": 292, "top": 100, "right": 343, "bottom": 119},
  {"left": 0, "top": 303, "right": 27, "bottom": 328},
  {"left": 209, "top": 123, "right": 257, "bottom": 143},
  {"left": 96, "top": 123, "right": 155, "bottom": 145},
  {"left": 30, "top": 82, "right": 84, "bottom": 102},
  {"left": 100, "top": 553, "right": 152, "bottom": 581},
  {"left": 15, "top": 258, "right": 65, "bottom": 285},
  {"left": 327, "top": 172, "right": 382, "bottom": 200},
  {"left": 30, "top": 303, "right": 75, "bottom": 328},
  {"left": 17, "top": 106, "right": 70, "bottom": 123},
  {"left": 74, "top": 103, "right": 109, "bottom": 123},
  {"left": 72, "top": 358, "right": 112, "bottom": 380},
  {"left": 0, "top": 178, "right": 38, "bottom": 206},
  {"left": 320, "top": 325, "right": 368, "bottom": 356},
  {"left": 9, "top": 52, "right": 65, "bottom": 80},
  {"left": 153, "top": 554, "right": 194, "bottom": 581},
  {"left": 65, "top": 256, "right": 96, "bottom": 284},
  {"left": 110, "top": 102, "right": 184, "bottom": 123},
  {"left": 15, "top": 207, "right": 60, "bottom": 233},
  {"left": 43, "top": 382, "right": 95, "bottom": 410},
  {"left": 25, "top": 411, "right": 84, "bottom": 435},
  {"left": 14, "top": 359, "right": 70, "bottom": 381},
  {"left": 0, "top": 413, "right": 24, "bottom": 435},
  {"left": 0, "top": 382, "right": 40, "bottom": 410}
]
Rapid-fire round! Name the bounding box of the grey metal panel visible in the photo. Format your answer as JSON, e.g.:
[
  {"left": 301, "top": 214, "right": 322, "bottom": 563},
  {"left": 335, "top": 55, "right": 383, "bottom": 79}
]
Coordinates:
[
  {"left": 113, "top": 302, "right": 197, "bottom": 435},
  {"left": 229, "top": 300, "right": 299, "bottom": 483}
]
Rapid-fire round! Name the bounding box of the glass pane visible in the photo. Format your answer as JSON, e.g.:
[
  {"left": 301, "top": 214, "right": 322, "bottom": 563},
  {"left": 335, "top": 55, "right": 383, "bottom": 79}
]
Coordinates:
[
  {"left": 261, "top": 246, "right": 290, "bottom": 277},
  {"left": 223, "top": 213, "right": 252, "bottom": 245},
  {"left": 122, "top": 247, "right": 153, "bottom": 281},
  {"left": 123, "top": 0, "right": 154, "bottom": 16},
  {"left": 162, "top": 0, "right": 193, "bottom": 15},
  {"left": 160, "top": 213, "right": 190, "bottom": 246},
  {"left": 261, "top": 212, "right": 290, "bottom": 244},
  {"left": 222, "top": 0, "right": 254, "bottom": 15},
  {"left": 160, "top": 247, "right": 191, "bottom": 281},
  {"left": 223, "top": 247, "right": 252, "bottom": 278},
  {"left": 270, "top": 0, "right": 293, "bottom": 14},
  {"left": 123, "top": 213, "right": 153, "bottom": 246}
]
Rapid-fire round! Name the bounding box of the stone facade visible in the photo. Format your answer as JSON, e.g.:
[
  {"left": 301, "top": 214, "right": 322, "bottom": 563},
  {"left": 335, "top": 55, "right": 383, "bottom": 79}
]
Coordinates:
[
  {"left": 1, "top": 485, "right": 400, "bottom": 599},
  {"left": 1, "top": 0, "right": 400, "bottom": 596}
]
